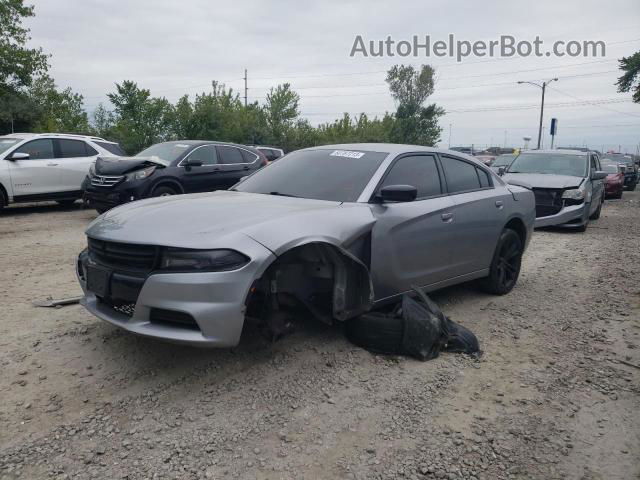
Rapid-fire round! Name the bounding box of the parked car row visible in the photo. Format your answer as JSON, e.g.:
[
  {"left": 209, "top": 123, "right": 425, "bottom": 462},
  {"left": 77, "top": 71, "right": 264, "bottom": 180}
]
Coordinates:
[{"left": 0, "top": 133, "right": 281, "bottom": 212}]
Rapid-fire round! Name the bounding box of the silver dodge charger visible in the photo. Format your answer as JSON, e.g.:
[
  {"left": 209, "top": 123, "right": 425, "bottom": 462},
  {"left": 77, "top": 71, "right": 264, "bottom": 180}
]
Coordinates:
[{"left": 77, "top": 144, "right": 535, "bottom": 347}]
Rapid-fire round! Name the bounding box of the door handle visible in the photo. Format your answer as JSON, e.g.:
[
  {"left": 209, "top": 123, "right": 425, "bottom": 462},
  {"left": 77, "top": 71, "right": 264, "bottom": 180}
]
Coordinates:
[
  {"left": 243, "top": 166, "right": 250, "bottom": 170},
  {"left": 495, "top": 200, "right": 504, "bottom": 209},
  {"left": 47, "top": 162, "right": 59, "bottom": 166},
  {"left": 441, "top": 212, "right": 454, "bottom": 222}
]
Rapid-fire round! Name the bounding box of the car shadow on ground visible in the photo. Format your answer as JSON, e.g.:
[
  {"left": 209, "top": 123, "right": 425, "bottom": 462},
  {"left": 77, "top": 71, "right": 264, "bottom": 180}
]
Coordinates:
[{"left": 2, "top": 201, "right": 89, "bottom": 217}]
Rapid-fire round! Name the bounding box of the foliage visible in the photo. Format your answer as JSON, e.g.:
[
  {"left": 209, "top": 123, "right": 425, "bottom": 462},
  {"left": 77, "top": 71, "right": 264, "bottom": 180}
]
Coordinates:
[
  {"left": 29, "top": 75, "right": 89, "bottom": 133},
  {"left": 617, "top": 51, "right": 640, "bottom": 103},
  {"left": 385, "top": 65, "right": 445, "bottom": 146},
  {"left": 264, "top": 83, "right": 300, "bottom": 146}
]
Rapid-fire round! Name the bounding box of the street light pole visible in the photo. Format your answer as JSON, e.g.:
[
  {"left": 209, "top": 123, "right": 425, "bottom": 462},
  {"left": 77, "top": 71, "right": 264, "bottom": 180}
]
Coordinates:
[{"left": 517, "top": 78, "right": 558, "bottom": 149}]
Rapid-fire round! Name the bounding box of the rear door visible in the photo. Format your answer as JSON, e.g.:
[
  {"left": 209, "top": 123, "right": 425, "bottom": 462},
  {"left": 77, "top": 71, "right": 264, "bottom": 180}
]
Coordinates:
[
  {"left": 216, "top": 146, "right": 257, "bottom": 188},
  {"left": 7, "top": 138, "right": 59, "bottom": 196},
  {"left": 370, "top": 154, "right": 456, "bottom": 299},
  {"left": 179, "top": 145, "right": 223, "bottom": 193},
  {"left": 54, "top": 139, "right": 99, "bottom": 192},
  {"left": 439, "top": 155, "right": 507, "bottom": 277}
]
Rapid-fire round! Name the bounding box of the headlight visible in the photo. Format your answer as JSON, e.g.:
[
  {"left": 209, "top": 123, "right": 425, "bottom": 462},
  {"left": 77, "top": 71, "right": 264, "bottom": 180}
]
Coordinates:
[
  {"left": 125, "top": 166, "right": 156, "bottom": 182},
  {"left": 562, "top": 188, "right": 585, "bottom": 201},
  {"left": 159, "top": 249, "right": 249, "bottom": 272},
  {"left": 89, "top": 164, "right": 96, "bottom": 176}
]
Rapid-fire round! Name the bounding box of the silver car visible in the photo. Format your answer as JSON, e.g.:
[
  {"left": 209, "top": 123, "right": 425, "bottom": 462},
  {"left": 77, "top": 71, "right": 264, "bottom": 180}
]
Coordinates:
[
  {"left": 502, "top": 149, "right": 607, "bottom": 231},
  {"left": 77, "top": 144, "right": 535, "bottom": 347}
]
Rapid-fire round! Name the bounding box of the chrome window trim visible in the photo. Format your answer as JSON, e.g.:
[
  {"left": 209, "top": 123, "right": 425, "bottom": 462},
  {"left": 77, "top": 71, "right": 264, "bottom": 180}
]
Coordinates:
[{"left": 177, "top": 144, "right": 259, "bottom": 167}]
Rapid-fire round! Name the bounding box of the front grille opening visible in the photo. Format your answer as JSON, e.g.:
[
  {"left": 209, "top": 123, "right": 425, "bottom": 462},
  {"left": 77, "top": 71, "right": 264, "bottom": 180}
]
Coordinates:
[
  {"left": 532, "top": 188, "right": 563, "bottom": 218},
  {"left": 88, "top": 238, "right": 159, "bottom": 272},
  {"left": 150, "top": 308, "right": 200, "bottom": 331}
]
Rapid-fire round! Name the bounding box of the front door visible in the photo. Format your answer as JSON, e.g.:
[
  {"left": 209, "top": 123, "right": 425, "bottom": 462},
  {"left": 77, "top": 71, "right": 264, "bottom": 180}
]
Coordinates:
[
  {"left": 369, "top": 154, "right": 456, "bottom": 300},
  {"left": 7, "top": 138, "right": 60, "bottom": 197}
]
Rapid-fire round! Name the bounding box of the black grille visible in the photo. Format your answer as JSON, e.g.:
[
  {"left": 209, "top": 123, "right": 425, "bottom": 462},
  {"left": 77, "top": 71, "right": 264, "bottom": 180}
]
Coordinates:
[
  {"left": 88, "top": 238, "right": 159, "bottom": 272},
  {"left": 532, "top": 188, "right": 563, "bottom": 218}
]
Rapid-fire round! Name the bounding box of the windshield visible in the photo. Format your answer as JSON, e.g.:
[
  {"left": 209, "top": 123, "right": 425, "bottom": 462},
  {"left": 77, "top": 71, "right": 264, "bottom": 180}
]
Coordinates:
[
  {"left": 234, "top": 148, "right": 388, "bottom": 202},
  {"left": 493, "top": 154, "right": 516, "bottom": 167},
  {"left": 135, "top": 142, "right": 193, "bottom": 165},
  {"left": 0, "top": 138, "right": 21, "bottom": 155},
  {"left": 507, "top": 153, "right": 587, "bottom": 177}
]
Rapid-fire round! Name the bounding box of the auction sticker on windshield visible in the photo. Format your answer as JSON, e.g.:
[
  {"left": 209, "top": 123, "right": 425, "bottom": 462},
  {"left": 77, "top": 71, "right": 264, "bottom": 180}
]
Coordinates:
[{"left": 330, "top": 150, "right": 365, "bottom": 159}]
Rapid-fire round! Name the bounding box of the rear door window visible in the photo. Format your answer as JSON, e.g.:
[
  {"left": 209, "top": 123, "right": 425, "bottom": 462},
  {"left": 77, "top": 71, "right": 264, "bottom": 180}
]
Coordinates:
[
  {"left": 240, "top": 149, "right": 258, "bottom": 163},
  {"left": 56, "top": 139, "right": 94, "bottom": 158},
  {"left": 95, "top": 141, "right": 126, "bottom": 156},
  {"left": 379, "top": 155, "right": 442, "bottom": 199},
  {"left": 14, "top": 139, "right": 54, "bottom": 160},
  {"left": 217, "top": 146, "right": 246, "bottom": 164},
  {"left": 441, "top": 157, "right": 482, "bottom": 193}
]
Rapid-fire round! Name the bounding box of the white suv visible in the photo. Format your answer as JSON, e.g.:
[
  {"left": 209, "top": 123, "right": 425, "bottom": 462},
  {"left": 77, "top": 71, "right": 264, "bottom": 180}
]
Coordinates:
[{"left": 0, "top": 133, "right": 124, "bottom": 210}]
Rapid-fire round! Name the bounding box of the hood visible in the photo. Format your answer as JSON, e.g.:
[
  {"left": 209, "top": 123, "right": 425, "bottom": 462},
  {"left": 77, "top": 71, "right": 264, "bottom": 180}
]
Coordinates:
[
  {"left": 85, "top": 190, "right": 374, "bottom": 251},
  {"left": 94, "top": 156, "right": 166, "bottom": 175},
  {"left": 501, "top": 173, "right": 584, "bottom": 189}
]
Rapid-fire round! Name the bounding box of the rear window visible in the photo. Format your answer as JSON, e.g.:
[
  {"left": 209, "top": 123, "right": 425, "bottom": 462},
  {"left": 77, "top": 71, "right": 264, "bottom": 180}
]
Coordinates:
[
  {"left": 235, "top": 148, "right": 388, "bottom": 202},
  {"left": 95, "top": 141, "right": 126, "bottom": 156}
]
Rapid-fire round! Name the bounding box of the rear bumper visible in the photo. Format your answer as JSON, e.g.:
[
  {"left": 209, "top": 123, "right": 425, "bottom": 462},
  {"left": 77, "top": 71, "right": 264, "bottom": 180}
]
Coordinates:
[
  {"left": 605, "top": 182, "right": 623, "bottom": 197},
  {"left": 534, "top": 202, "right": 588, "bottom": 228}
]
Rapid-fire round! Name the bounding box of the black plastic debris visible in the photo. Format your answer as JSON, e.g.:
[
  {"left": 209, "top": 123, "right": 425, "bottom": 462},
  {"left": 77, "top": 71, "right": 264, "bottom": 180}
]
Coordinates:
[{"left": 345, "top": 287, "right": 480, "bottom": 360}]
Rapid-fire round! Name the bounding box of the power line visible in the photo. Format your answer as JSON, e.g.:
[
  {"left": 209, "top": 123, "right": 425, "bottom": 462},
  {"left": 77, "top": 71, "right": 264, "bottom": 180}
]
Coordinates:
[{"left": 547, "top": 86, "right": 640, "bottom": 118}]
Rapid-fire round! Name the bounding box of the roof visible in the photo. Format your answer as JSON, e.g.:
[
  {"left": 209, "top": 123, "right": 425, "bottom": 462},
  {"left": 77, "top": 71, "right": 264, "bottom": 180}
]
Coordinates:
[
  {"left": 0, "top": 132, "right": 113, "bottom": 143},
  {"left": 520, "top": 149, "right": 588, "bottom": 156},
  {"left": 157, "top": 140, "right": 256, "bottom": 149}
]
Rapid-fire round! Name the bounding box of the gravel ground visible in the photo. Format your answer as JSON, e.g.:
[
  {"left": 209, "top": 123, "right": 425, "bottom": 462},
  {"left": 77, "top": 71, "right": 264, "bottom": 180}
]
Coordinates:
[{"left": 0, "top": 194, "right": 638, "bottom": 480}]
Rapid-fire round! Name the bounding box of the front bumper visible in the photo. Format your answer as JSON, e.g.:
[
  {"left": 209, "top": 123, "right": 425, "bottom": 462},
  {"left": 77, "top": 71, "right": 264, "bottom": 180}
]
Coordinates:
[
  {"left": 82, "top": 177, "right": 149, "bottom": 211},
  {"left": 534, "top": 202, "right": 588, "bottom": 228},
  {"left": 77, "top": 243, "right": 276, "bottom": 347}
]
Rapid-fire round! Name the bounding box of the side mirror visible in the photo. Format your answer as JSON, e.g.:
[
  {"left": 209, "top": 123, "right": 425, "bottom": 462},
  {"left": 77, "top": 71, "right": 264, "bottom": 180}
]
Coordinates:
[
  {"left": 498, "top": 166, "right": 506, "bottom": 176},
  {"left": 7, "top": 152, "right": 29, "bottom": 161},
  {"left": 591, "top": 171, "right": 607, "bottom": 180},
  {"left": 379, "top": 185, "right": 418, "bottom": 203},
  {"left": 185, "top": 159, "right": 203, "bottom": 167}
]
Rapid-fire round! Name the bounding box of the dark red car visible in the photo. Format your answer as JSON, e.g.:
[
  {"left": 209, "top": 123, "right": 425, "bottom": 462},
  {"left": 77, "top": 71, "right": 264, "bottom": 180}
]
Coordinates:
[{"left": 603, "top": 164, "right": 624, "bottom": 199}]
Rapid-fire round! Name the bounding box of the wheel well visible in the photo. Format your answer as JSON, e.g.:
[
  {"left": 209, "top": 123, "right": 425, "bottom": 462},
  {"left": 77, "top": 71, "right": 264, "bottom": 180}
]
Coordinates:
[
  {"left": 248, "top": 242, "right": 374, "bottom": 331},
  {"left": 0, "top": 182, "right": 7, "bottom": 206},
  {"left": 151, "top": 180, "right": 183, "bottom": 195},
  {"left": 504, "top": 217, "right": 526, "bottom": 245}
]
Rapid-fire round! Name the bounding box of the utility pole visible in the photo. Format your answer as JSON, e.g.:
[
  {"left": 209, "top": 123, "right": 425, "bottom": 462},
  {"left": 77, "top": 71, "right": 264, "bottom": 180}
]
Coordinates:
[
  {"left": 517, "top": 78, "right": 558, "bottom": 149},
  {"left": 448, "top": 123, "right": 452, "bottom": 148},
  {"left": 243, "top": 68, "right": 248, "bottom": 107},
  {"left": 504, "top": 130, "right": 507, "bottom": 148}
]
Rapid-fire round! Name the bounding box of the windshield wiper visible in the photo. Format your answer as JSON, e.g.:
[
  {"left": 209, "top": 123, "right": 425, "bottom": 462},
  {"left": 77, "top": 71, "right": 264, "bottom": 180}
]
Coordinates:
[{"left": 268, "top": 191, "right": 298, "bottom": 198}]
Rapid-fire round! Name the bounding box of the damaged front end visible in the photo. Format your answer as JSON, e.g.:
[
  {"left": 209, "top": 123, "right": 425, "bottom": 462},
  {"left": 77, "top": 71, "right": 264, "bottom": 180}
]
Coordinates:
[{"left": 246, "top": 242, "right": 374, "bottom": 340}]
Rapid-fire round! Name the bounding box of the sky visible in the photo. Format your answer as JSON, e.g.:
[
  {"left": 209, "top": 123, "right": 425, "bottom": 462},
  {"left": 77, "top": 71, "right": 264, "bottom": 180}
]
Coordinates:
[{"left": 26, "top": 0, "right": 640, "bottom": 153}]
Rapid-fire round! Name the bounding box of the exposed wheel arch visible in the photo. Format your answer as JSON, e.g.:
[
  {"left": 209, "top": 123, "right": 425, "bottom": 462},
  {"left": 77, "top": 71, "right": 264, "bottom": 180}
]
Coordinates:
[{"left": 248, "top": 241, "right": 374, "bottom": 329}]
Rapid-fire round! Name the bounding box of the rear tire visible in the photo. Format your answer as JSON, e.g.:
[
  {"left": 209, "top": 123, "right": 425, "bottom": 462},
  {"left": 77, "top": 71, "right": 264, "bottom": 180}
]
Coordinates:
[
  {"left": 479, "top": 228, "right": 523, "bottom": 295},
  {"left": 627, "top": 182, "right": 637, "bottom": 192},
  {"left": 0, "top": 189, "right": 6, "bottom": 212},
  {"left": 151, "top": 186, "right": 178, "bottom": 197}
]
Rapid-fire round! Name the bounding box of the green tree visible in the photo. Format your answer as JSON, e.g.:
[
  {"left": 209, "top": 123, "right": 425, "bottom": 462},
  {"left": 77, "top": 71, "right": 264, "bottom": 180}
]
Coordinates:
[
  {"left": 0, "top": 0, "right": 49, "bottom": 133},
  {"left": 29, "top": 75, "right": 89, "bottom": 132},
  {"left": 91, "top": 103, "right": 115, "bottom": 138},
  {"left": 385, "top": 64, "right": 444, "bottom": 145},
  {"left": 264, "top": 83, "right": 300, "bottom": 146},
  {"left": 617, "top": 51, "right": 640, "bottom": 103},
  {"left": 107, "top": 80, "right": 174, "bottom": 154}
]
